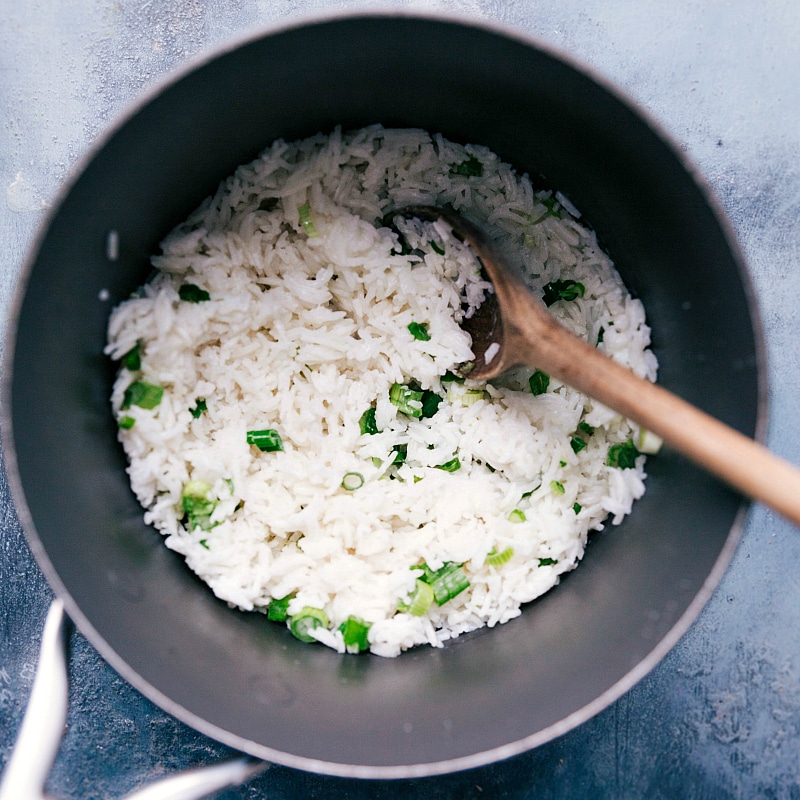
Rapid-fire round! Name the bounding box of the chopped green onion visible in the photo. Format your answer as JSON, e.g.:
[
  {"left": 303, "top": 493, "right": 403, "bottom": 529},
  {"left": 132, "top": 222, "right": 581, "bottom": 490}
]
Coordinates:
[
  {"left": 122, "top": 381, "right": 163, "bottom": 410},
  {"left": 289, "top": 606, "right": 329, "bottom": 642},
  {"left": 542, "top": 279, "right": 585, "bottom": 307},
  {"left": 529, "top": 195, "right": 564, "bottom": 225},
  {"left": 429, "top": 240, "right": 445, "bottom": 255},
  {"left": 550, "top": 480, "right": 565, "bottom": 495},
  {"left": 199, "top": 539, "right": 209, "bottom": 550},
  {"left": 430, "top": 563, "right": 470, "bottom": 605},
  {"left": 121, "top": 342, "right": 141, "bottom": 371},
  {"left": 461, "top": 388, "right": 487, "bottom": 406},
  {"left": 339, "top": 615, "right": 371, "bottom": 652},
  {"left": 637, "top": 428, "right": 664, "bottom": 455},
  {"left": 597, "top": 326, "right": 605, "bottom": 345},
  {"left": 450, "top": 155, "right": 483, "bottom": 177},
  {"left": 297, "top": 202, "right": 319, "bottom": 238},
  {"left": 420, "top": 389, "right": 443, "bottom": 418},
  {"left": 570, "top": 436, "right": 587, "bottom": 454},
  {"left": 118, "top": 415, "right": 136, "bottom": 430},
  {"left": 559, "top": 460, "right": 567, "bottom": 467},
  {"left": 436, "top": 457, "right": 461, "bottom": 473},
  {"left": 606, "top": 439, "right": 640, "bottom": 469},
  {"left": 341, "top": 472, "right": 364, "bottom": 491},
  {"left": 538, "top": 557, "right": 558, "bottom": 567},
  {"left": 391, "top": 443, "right": 407, "bottom": 467},
  {"left": 486, "top": 546, "right": 515, "bottom": 567},
  {"left": 267, "top": 594, "right": 295, "bottom": 622},
  {"left": 178, "top": 283, "right": 210, "bottom": 303},
  {"left": 543, "top": 196, "right": 562, "bottom": 216},
  {"left": 413, "top": 475, "right": 423, "bottom": 484},
  {"left": 190, "top": 398, "right": 207, "bottom": 419},
  {"left": 408, "top": 321, "right": 431, "bottom": 341},
  {"left": 441, "top": 370, "right": 465, "bottom": 384},
  {"left": 578, "top": 421, "right": 595, "bottom": 436},
  {"left": 529, "top": 369, "right": 550, "bottom": 396},
  {"left": 404, "top": 579, "right": 435, "bottom": 616},
  {"left": 181, "top": 480, "right": 217, "bottom": 531},
  {"left": 572, "top": 503, "right": 582, "bottom": 514},
  {"left": 508, "top": 509, "right": 526, "bottom": 523},
  {"left": 359, "top": 406, "right": 379, "bottom": 435},
  {"left": 412, "top": 562, "right": 437, "bottom": 583},
  {"left": 246, "top": 429, "right": 283, "bottom": 452},
  {"left": 389, "top": 383, "right": 424, "bottom": 418}
]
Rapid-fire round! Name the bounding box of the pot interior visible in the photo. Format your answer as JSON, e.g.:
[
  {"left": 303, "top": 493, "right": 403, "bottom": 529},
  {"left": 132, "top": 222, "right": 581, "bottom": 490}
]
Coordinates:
[{"left": 5, "top": 15, "right": 759, "bottom": 777}]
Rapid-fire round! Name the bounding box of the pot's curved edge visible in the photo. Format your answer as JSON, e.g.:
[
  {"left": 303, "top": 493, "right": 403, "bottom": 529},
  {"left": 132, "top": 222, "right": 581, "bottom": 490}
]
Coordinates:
[{"left": 1, "top": 9, "right": 766, "bottom": 779}]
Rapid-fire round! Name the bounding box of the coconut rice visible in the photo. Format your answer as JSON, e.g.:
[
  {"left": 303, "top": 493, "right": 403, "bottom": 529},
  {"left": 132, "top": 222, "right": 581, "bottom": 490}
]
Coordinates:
[{"left": 105, "top": 125, "right": 658, "bottom": 657}]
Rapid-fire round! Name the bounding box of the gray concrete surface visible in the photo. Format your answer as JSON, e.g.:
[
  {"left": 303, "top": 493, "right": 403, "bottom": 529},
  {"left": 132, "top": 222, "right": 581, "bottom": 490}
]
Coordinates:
[{"left": 1, "top": 1, "right": 799, "bottom": 797}]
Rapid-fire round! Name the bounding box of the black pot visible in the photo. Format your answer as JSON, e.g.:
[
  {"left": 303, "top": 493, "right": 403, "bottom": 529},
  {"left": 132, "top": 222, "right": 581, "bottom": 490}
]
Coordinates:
[{"left": 2, "top": 13, "right": 763, "bottom": 778}]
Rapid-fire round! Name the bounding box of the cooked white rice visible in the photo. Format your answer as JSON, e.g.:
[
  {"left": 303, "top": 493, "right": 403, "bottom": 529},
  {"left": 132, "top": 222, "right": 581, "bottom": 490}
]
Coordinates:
[{"left": 105, "top": 126, "right": 658, "bottom": 657}]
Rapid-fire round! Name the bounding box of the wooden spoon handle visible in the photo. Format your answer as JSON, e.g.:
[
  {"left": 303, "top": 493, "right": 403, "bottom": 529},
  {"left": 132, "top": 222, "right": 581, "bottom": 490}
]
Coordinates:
[{"left": 505, "top": 290, "right": 800, "bottom": 526}]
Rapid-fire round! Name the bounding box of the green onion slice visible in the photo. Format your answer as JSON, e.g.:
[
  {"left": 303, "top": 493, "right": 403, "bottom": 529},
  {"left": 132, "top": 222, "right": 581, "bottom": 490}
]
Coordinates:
[
  {"left": 578, "top": 421, "right": 595, "bottom": 436},
  {"left": 529, "top": 195, "right": 564, "bottom": 226},
  {"left": 606, "top": 439, "right": 640, "bottom": 469},
  {"left": 289, "top": 606, "right": 329, "bottom": 642},
  {"left": 430, "top": 563, "right": 470, "bottom": 606},
  {"left": 190, "top": 398, "right": 207, "bottom": 419},
  {"left": 550, "top": 480, "right": 565, "bottom": 495},
  {"left": 572, "top": 503, "right": 582, "bottom": 514},
  {"left": 341, "top": 472, "right": 364, "bottom": 491},
  {"left": 460, "top": 388, "right": 486, "bottom": 406},
  {"left": 408, "top": 321, "right": 431, "bottom": 341},
  {"left": 298, "top": 202, "right": 319, "bottom": 238},
  {"left": 542, "top": 279, "right": 585, "bottom": 307},
  {"left": 390, "top": 443, "right": 408, "bottom": 467},
  {"left": 246, "top": 428, "right": 283, "bottom": 452},
  {"left": 637, "top": 428, "right": 663, "bottom": 455},
  {"left": 570, "top": 436, "right": 587, "bottom": 454},
  {"left": 118, "top": 415, "right": 135, "bottom": 430},
  {"left": 420, "top": 390, "right": 442, "bottom": 418},
  {"left": 267, "top": 594, "right": 295, "bottom": 622},
  {"left": 178, "top": 283, "right": 210, "bottom": 302},
  {"left": 449, "top": 155, "right": 483, "bottom": 177},
  {"left": 181, "top": 480, "right": 217, "bottom": 531},
  {"left": 404, "top": 579, "right": 434, "bottom": 616},
  {"left": 339, "top": 615, "right": 371, "bottom": 652},
  {"left": 529, "top": 369, "right": 550, "bottom": 396},
  {"left": 435, "top": 457, "right": 461, "bottom": 473},
  {"left": 121, "top": 342, "right": 141, "bottom": 371},
  {"left": 538, "top": 557, "right": 558, "bottom": 567},
  {"left": 122, "top": 381, "right": 163, "bottom": 410},
  {"left": 429, "top": 240, "right": 445, "bottom": 255},
  {"left": 486, "top": 546, "right": 515, "bottom": 567},
  {"left": 359, "top": 406, "right": 379, "bottom": 435},
  {"left": 507, "top": 509, "right": 526, "bottom": 523},
  {"left": 389, "top": 383, "right": 424, "bottom": 417}
]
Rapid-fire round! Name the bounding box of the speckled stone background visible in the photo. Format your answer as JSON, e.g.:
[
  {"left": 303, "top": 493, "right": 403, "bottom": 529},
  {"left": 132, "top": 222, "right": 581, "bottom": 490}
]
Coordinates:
[{"left": 2, "top": 1, "right": 799, "bottom": 798}]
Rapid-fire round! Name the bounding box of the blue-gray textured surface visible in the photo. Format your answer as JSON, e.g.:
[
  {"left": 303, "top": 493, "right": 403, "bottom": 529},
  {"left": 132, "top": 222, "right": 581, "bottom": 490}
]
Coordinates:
[{"left": 1, "top": 1, "right": 800, "bottom": 797}]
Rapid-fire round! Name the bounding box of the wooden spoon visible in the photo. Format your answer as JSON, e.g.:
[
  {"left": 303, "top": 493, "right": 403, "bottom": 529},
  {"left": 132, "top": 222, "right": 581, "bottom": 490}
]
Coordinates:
[{"left": 399, "top": 205, "right": 800, "bottom": 526}]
